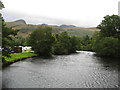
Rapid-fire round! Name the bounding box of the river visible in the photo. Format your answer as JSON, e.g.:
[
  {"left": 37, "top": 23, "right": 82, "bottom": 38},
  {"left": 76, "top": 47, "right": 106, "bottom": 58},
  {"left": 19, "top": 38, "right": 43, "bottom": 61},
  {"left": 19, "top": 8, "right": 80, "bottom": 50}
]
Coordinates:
[{"left": 2, "top": 51, "right": 119, "bottom": 88}]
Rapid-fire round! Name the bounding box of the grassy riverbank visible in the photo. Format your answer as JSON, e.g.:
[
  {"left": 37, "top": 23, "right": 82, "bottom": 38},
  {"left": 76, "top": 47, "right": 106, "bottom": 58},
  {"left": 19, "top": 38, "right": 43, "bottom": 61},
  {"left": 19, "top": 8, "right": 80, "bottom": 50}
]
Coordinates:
[{"left": 4, "top": 52, "right": 37, "bottom": 62}]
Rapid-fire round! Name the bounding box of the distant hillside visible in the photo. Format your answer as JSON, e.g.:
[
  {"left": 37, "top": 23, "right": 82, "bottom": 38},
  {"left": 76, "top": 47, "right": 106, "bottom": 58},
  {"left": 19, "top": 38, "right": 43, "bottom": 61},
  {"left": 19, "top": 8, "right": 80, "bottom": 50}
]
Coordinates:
[
  {"left": 6, "top": 19, "right": 27, "bottom": 29},
  {"left": 6, "top": 19, "right": 100, "bottom": 37},
  {"left": 60, "top": 24, "right": 76, "bottom": 28}
]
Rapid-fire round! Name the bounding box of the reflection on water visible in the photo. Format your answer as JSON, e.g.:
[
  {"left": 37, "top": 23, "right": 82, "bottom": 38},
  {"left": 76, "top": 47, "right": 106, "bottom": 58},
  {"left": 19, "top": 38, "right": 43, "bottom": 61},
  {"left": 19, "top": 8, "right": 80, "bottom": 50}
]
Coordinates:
[
  {"left": 91, "top": 54, "right": 119, "bottom": 71},
  {"left": 2, "top": 51, "right": 119, "bottom": 88}
]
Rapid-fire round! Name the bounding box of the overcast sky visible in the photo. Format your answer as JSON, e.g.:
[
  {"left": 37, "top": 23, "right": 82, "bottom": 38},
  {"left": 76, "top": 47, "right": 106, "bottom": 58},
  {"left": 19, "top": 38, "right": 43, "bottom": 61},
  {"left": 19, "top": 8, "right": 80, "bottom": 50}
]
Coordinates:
[{"left": 1, "top": 0, "right": 120, "bottom": 27}]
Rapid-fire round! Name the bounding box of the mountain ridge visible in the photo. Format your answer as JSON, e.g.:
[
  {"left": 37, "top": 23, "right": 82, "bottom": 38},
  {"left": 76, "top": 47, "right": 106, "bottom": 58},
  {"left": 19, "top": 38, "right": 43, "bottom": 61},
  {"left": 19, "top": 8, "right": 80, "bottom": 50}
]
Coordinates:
[
  {"left": 6, "top": 19, "right": 100, "bottom": 37},
  {"left": 14, "top": 19, "right": 26, "bottom": 24}
]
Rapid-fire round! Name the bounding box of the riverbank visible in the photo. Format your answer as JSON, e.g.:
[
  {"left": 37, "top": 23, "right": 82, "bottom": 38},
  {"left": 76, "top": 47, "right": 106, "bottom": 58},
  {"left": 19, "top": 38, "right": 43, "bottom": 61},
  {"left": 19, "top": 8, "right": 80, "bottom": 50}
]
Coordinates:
[{"left": 3, "top": 52, "right": 37, "bottom": 67}]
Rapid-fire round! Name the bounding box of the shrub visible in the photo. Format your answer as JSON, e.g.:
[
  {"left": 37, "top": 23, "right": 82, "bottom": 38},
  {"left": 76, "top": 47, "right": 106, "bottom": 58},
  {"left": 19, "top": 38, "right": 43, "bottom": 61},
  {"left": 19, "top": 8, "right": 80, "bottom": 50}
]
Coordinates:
[{"left": 93, "top": 37, "right": 119, "bottom": 58}]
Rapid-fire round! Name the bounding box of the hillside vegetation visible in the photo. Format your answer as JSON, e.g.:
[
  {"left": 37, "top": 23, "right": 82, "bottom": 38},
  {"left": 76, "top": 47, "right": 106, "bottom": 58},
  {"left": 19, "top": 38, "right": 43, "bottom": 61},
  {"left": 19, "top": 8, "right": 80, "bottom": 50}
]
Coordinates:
[{"left": 6, "top": 20, "right": 99, "bottom": 37}]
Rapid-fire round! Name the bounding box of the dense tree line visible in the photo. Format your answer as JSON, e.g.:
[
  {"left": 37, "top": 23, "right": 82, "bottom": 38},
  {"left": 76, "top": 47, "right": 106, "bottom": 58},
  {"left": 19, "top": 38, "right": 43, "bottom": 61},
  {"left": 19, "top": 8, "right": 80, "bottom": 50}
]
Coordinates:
[
  {"left": 28, "top": 15, "right": 120, "bottom": 58},
  {"left": 79, "top": 15, "right": 120, "bottom": 58},
  {"left": 28, "top": 26, "right": 80, "bottom": 57}
]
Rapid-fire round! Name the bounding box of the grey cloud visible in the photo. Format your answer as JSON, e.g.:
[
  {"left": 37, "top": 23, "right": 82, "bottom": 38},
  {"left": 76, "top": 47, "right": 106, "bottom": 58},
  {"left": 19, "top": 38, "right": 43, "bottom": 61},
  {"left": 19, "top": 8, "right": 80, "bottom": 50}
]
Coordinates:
[{"left": 2, "top": 10, "right": 97, "bottom": 27}]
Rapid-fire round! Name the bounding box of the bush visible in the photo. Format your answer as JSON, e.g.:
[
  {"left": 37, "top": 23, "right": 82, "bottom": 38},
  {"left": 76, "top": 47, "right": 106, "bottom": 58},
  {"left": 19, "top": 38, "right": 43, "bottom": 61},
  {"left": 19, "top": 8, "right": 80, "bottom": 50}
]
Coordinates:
[{"left": 93, "top": 37, "right": 119, "bottom": 58}]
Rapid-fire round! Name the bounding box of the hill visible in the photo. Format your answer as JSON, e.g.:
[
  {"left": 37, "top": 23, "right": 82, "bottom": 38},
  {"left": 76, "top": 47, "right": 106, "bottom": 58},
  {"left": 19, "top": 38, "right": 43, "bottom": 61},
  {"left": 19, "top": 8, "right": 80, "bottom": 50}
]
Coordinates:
[
  {"left": 14, "top": 19, "right": 26, "bottom": 24},
  {"left": 60, "top": 24, "right": 76, "bottom": 28},
  {"left": 6, "top": 20, "right": 100, "bottom": 37}
]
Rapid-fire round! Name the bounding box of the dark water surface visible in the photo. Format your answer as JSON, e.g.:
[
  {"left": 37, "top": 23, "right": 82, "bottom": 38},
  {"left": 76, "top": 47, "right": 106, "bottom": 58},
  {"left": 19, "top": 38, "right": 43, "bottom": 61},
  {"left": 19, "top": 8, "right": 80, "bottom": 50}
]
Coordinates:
[{"left": 2, "top": 51, "right": 119, "bottom": 88}]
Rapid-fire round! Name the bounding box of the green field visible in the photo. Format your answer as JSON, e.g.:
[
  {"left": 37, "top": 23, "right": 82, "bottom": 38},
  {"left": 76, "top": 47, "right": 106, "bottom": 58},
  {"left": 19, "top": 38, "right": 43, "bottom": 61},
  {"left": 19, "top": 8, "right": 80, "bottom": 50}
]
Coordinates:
[{"left": 4, "top": 52, "right": 37, "bottom": 62}]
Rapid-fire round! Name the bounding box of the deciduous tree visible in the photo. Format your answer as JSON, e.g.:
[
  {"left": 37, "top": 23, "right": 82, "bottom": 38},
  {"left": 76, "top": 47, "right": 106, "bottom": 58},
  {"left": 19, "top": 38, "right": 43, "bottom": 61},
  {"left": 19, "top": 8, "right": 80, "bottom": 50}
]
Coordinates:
[{"left": 28, "top": 26, "right": 55, "bottom": 57}]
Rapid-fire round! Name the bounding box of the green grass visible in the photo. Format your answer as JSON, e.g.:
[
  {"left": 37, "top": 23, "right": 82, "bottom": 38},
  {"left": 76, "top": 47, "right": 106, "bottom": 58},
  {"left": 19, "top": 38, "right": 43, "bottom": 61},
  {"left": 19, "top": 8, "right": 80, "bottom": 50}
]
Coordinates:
[{"left": 4, "top": 52, "right": 37, "bottom": 62}]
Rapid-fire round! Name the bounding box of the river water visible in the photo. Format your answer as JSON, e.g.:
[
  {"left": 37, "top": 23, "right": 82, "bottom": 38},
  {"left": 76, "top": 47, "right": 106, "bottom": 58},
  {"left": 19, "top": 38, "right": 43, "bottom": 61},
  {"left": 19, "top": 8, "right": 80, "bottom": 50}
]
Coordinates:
[{"left": 2, "top": 51, "right": 119, "bottom": 88}]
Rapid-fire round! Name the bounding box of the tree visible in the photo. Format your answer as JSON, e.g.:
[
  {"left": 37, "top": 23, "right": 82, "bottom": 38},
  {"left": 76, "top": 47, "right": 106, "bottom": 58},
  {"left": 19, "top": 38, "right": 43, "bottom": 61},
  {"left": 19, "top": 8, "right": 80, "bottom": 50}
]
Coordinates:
[
  {"left": 69, "top": 36, "right": 79, "bottom": 53},
  {"left": 53, "top": 32, "right": 71, "bottom": 55},
  {"left": 0, "top": 1, "right": 4, "bottom": 46},
  {"left": 82, "top": 35, "right": 90, "bottom": 44},
  {"left": 59, "top": 32, "right": 71, "bottom": 53},
  {"left": 2, "top": 19, "right": 18, "bottom": 57},
  {"left": 80, "top": 35, "right": 92, "bottom": 51},
  {"left": 92, "top": 15, "right": 120, "bottom": 58},
  {"left": 1, "top": 2, "right": 18, "bottom": 60},
  {"left": 53, "top": 32, "right": 79, "bottom": 55},
  {"left": 28, "top": 26, "right": 55, "bottom": 57},
  {"left": 93, "top": 37, "right": 119, "bottom": 58},
  {"left": 0, "top": 1, "right": 4, "bottom": 10},
  {"left": 13, "top": 36, "right": 28, "bottom": 46},
  {"left": 97, "top": 15, "right": 120, "bottom": 37}
]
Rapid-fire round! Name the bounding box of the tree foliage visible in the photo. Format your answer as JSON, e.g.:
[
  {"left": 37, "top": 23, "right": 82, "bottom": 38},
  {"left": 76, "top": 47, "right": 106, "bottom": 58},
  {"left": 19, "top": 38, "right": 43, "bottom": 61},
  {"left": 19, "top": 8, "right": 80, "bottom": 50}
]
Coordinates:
[
  {"left": 2, "top": 19, "right": 18, "bottom": 57},
  {"left": 79, "top": 15, "right": 120, "bottom": 58},
  {"left": 0, "top": 1, "right": 4, "bottom": 10},
  {"left": 93, "top": 37, "right": 119, "bottom": 58},
  {"left": 80, "top": 35, "right": 92, "bottom": 51},
  {"left": 53, "top": 32, "right": 79, "bottom": 55},
  {"left": 28, "top": 26, "right": 55, "bottom": 57},
  {"left": 29, "top": 29, "right": 79, "bottom": 56},
  {"left": 1, "top": 1, "right": 18, "bottom": 59},
  {"left": 92, "top": 15, "right": 120, "bottom": 58},
  {"left": 12, "top": 36, "right": 28, "bottom": 46},
  {"left": 97, "top": 15, "right": 120, "bottom": 37}
]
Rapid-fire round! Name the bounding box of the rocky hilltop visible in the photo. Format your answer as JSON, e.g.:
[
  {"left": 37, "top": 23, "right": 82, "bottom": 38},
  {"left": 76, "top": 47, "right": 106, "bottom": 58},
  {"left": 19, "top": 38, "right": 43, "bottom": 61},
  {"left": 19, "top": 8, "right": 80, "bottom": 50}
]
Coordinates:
[{"left": 14, "top": 19, "right": 26, "bottom": 24}]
